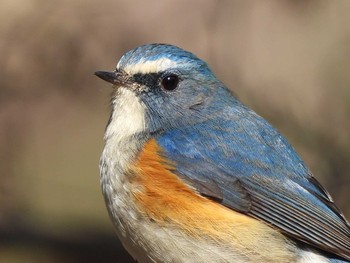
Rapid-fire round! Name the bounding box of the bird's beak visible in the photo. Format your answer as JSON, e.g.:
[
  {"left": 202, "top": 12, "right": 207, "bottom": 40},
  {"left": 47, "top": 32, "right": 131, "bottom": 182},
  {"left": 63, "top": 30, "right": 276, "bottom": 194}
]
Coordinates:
[{"left": 95, "top": 70, "right": 125, "bottom": 85}]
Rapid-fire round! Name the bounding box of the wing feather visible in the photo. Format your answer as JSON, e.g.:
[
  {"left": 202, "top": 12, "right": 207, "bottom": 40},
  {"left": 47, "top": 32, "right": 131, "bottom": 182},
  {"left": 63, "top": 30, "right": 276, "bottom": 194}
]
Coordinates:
[
  {"left": 156, "top": 109, "right": 350, "bottom": 260},
  {"left": 247, "top": 185, "right": 350, "bottom": 259}
]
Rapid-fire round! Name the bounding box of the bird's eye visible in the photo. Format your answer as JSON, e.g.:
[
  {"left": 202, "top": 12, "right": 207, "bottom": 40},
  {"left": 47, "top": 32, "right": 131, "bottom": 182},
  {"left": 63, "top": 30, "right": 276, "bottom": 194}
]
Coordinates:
[{"left": 161, "top": 74, "right": 179, "bottom": 91}]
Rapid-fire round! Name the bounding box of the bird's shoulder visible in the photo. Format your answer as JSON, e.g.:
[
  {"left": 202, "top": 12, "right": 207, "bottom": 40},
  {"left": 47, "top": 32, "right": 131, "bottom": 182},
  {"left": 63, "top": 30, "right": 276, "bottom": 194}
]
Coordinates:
[{"left": 155, "top": 110, "right": 350, "bottom": 260}]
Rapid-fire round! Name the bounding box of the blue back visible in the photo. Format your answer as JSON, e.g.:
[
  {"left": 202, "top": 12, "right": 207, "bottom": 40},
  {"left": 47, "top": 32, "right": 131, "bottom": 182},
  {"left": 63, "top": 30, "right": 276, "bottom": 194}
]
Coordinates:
[{"left": 156, "top": 92, "right": 350, "bottom": 260}]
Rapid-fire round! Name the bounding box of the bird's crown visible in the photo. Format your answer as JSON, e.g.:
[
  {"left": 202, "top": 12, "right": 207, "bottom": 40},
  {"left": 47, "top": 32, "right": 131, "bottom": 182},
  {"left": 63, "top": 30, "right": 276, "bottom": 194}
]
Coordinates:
[{"left": 116, "top": 44, "right": 213, "bottom": 77}]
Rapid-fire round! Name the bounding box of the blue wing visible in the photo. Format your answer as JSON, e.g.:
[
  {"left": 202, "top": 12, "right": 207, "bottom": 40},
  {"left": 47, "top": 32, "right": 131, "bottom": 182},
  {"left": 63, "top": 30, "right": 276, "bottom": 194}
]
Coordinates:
[{"left": 156, "top": 102, "right": 350, "bottom": 260}]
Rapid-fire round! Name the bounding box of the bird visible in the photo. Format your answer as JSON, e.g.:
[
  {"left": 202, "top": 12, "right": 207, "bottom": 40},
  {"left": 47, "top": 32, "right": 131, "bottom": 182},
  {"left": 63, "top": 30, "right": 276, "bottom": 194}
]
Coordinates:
[{"left": 95, "top": 43, "right": 350, "bottom": 263}]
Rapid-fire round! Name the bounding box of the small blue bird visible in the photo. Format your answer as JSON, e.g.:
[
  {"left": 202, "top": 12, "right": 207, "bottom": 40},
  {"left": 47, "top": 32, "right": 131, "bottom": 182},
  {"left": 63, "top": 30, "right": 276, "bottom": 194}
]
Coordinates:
[{"left": 95, "top": 44, "right": 350, "bottom": 263}]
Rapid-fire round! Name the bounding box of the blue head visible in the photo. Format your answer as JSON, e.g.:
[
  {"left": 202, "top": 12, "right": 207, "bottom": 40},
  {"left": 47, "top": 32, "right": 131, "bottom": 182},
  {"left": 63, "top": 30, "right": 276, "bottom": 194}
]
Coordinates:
[
  {"left": 95, "top": 44, "right": 235, "bottom": 135},
  {"left": 117, "top": 44, "right": 214, "bottom": 77}
]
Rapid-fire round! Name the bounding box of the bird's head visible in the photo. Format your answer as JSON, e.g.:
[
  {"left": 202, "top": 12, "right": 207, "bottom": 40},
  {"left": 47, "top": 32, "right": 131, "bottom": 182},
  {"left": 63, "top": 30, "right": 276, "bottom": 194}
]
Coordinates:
[{"left": 95, "top": 44, "right": 231, "bottom": 137}]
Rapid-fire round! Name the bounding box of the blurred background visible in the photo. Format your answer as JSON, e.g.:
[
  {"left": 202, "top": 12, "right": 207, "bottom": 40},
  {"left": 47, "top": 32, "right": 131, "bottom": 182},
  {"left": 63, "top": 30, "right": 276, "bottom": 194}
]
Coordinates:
[{"left": 1, "top": 0, "right": 349, "bottom": 262}]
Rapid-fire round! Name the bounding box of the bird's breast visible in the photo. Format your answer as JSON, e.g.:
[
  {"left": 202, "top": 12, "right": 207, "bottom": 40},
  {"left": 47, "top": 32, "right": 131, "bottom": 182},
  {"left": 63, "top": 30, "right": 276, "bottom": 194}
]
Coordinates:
[{"left": 125, "top": 138, "right": 299, "bottom": 262}]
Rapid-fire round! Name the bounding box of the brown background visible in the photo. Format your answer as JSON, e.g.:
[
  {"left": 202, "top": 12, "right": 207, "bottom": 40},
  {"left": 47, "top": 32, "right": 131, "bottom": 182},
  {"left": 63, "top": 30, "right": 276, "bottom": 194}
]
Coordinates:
[{"left": 1, "top": 1, "right": 349, "bottom": 262}]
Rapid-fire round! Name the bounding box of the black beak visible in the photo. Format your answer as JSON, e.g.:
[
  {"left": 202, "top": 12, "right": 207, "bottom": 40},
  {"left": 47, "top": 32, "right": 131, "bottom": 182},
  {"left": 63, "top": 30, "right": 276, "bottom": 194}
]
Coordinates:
[{"left": 94, "top": 71, "right": 119, "bottom": 84}]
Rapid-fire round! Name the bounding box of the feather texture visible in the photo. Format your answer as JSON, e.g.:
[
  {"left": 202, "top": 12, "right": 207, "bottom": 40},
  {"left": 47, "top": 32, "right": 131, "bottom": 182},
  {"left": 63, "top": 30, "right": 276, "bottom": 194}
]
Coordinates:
[{"left": 156, "top": 100, "right": 350, "bottom": 260}]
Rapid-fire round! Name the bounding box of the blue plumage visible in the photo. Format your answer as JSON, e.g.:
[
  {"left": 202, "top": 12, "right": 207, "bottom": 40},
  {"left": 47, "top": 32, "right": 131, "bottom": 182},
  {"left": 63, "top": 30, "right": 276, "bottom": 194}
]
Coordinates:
[
  {"left": 156, "top": 105, "right": 350, "bottom": 255},
  {"left": 96, "top": 43, "right": 350, "bottom": 262},
  {"left": 117, "top": 43, "right": 214, "bottom": 77}
]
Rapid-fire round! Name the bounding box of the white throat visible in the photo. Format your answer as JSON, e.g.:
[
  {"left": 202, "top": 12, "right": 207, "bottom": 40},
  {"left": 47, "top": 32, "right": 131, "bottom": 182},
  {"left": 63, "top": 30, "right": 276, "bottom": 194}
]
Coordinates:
[
  {"left": 99, "top": 87, "right": 148, "bottom": 235},
  {"left": 104, "top": 88, "right": 146, "bottom": 141}
]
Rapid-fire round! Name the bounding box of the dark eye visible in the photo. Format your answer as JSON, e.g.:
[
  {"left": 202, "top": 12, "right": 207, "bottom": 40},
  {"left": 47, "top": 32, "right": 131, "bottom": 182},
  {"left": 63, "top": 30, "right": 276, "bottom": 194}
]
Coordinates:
[{"left": 161, "top": 74, "right": 179, "bottom": 91}]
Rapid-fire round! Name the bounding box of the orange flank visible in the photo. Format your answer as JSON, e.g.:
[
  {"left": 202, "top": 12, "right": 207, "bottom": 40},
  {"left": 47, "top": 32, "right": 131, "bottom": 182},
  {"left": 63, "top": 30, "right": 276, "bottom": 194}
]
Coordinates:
[{"left": 130, "top": 139, "right": 296, "bottom": 260}]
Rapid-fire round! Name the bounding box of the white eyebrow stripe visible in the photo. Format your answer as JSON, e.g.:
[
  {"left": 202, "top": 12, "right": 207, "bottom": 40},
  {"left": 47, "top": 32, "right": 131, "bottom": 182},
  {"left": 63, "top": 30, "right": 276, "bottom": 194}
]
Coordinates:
[{"left": 120, "top": 58, "right": 187, "bottom": 75}]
